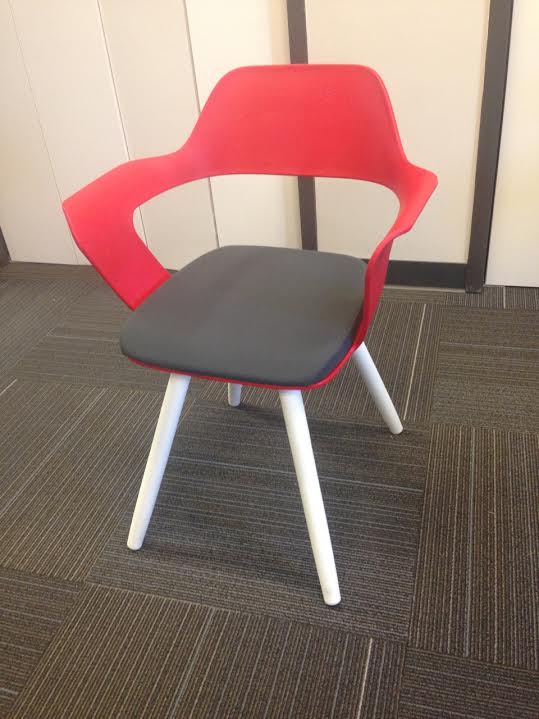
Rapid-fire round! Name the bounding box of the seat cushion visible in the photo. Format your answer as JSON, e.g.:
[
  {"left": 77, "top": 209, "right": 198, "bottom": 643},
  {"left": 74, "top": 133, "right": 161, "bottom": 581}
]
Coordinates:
[{"left": 120, "top": 245, "right": 366, "bottom": 387}]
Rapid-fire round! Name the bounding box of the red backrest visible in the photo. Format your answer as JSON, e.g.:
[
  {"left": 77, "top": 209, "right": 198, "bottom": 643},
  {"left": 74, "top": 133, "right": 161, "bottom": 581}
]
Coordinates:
[
  {"left": 185, "top": 64, "right": 408, "bottom": 186},
  {"left": 63, "top": 65, "right": 434, "bottom": 332}
]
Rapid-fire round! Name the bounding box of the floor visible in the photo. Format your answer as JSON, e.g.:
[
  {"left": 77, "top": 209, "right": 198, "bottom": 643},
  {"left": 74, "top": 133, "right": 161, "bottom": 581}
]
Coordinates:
[{"left": 0, "top": 262, "right": 537, "bottom": 719}]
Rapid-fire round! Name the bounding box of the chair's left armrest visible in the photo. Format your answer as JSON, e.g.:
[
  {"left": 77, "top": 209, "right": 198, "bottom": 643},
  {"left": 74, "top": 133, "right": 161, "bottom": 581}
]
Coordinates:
[{"left": 62, "top": 156, "right": 183, "bottom": 309}]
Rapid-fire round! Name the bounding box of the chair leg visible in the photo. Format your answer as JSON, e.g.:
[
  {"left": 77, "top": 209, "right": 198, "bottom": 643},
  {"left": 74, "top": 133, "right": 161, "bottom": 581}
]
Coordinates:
[
  {"left": 352, "top": 342, "right": 403, "bottom": 434},
  {"left": 228, "top": 382, "right": 242, "bottom": 407},
  {"left": 127, "top": 373, "right": 191, "bottom": 550},
  {"left": 279, "top": 389, "right": 341, "bottom": 606}
]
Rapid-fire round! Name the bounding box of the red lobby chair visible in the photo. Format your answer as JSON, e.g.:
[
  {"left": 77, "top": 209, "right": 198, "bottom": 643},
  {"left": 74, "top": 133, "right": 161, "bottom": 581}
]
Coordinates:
[{"left": 63, "top": 65, "right": 437, "bottom": 605}]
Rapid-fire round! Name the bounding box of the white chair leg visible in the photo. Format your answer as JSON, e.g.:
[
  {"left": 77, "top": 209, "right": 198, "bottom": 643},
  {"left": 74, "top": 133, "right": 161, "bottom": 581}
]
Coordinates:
[
  {"left": 127, "top": 373, "right": 191, "bottom": 550},
  {"left": 279, "top": 389, "right": 341, "bottom": 606},
  {"left": 228, "top": 382, "right": 242, "bottom": 407},
  {"left": 352, "top": 342, "right": 403, "bottom": 434}
]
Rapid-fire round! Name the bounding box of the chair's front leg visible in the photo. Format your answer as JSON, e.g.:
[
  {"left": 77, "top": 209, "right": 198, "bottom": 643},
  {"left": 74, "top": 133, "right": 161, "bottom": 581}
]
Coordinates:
[
  {"left": 352, "top": 343, "right": 403, "bottom": 434},
  {"left": 127, "top": 373, "right": 191, "bottom": 550},
  {"left": 228, "top": 383, "right": 242, "bottom": 407},
  {"left": 279, "top": 389, "right": 341, "bottom": 606}
]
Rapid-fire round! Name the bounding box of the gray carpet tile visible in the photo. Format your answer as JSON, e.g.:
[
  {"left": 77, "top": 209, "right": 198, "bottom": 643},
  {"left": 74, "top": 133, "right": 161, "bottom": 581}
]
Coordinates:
[
  {"left": 0, "top": 278, "right": 93, "bottom": 376},
  {"left": 0, "top": 261, "right": 98, "bottom": 283},
  {"left": 13, "top": 334, "right": 168, "bottom": 391},
  {"left": 444, "top": 285, "right": 505, "bottom": 308},
  {"left": 0, "top": 386, "right": 167, "bottom": 580},
  {"left": 382, "top": 284, "right": 538, "bottom": 310},
  {"left": 398, "top": 649, "right": 539, "bottom": 719},
  {"left": 432, "top": 307, "right": 539, "bottom": 430},
  {"left": 505, "top": 286, "right": 539, "bottom": 311},
  {"left": 11, "top": 584, "right": 404, "bottom": 719},
  {"left": 0, "top": 376, "right": 17, "bottom": 395},
  {"left": 2, "top": 263, "right": 538, "bottom": 717},
  {"left": 89, "top": 401, "right": 427, "bottom": 640},
  {"left": 170, "top": 402, "right": 429, "bottom": 490},
  {"left": 198, "top": 300, "right": 443, "bottom": 426},
  {"left": 381, "top": 287, "right": 454, "bottom": 305},
  {"left": 410, "top": 425, "right": 539, "bottom": 671},
  {"left": 381, "top": 285, "right": 505, "bottom": 308},
  {"left": 9, "top": 280, "right": 205, "bottom": 393},
  {"left": 0, "top": 568, "right": 79, "bottom": 717},
  {"left": 11, "top": 282, "right": 206, "bottom": 398},
  {"left": 0, "top": 380, "right": 102, "bottom": 499},
  {"left": 437, "top": 306, "right": 538, "bottom": 349},
  {"left": 49, "top": 283, "right": 130, "bottom": 341}
]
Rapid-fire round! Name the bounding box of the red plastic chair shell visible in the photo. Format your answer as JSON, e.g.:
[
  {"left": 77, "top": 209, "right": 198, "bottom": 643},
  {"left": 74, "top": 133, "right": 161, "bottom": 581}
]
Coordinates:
[{"left": 63, "top": 64, "right": 437, "bottom": 390}]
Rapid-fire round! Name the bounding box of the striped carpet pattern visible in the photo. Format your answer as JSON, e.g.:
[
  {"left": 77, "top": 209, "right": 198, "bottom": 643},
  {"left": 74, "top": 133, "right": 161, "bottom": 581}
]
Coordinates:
[
  {"left": 410, "top": 425, "right": 539, "bottom": 670},
  {"left": 0, "top": 262, "right": 538, "bottom": 718},
  {"left": 0, "top": 278, "right": 91, "bottom": 376},
  {"left": 11, "top": 584, "right": 404, "bottom": 719},
  {"left": 89, "top": 402, "right": 427, "bottom": 639},
  {"left": 0, "top": 570, "right": 79, "bottom": 716},
  {"left": 432, "top": 307, "right": 538, "bottom": 430},
  {"left": 399, "top": 649, "right": 539, "bottom": 719}
]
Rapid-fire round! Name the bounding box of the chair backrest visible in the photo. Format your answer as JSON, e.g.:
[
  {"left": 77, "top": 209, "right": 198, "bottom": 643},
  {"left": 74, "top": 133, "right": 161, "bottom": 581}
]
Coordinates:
[
  {"left": 64, "top": 65, "right": 427, "bottom": 321},
  {"left": 184, "top": 64, "right": 409, "bottom": 187}
]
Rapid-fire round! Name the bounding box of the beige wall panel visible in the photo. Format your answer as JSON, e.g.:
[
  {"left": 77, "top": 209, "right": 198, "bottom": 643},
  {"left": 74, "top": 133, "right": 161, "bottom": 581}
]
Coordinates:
[
  {"left": 0, "top": 0, "right": 76, "bottom": 263},
  {"left": 185, "top": 0, "right": 301, "bottom": 250},
  {"left": 306, "top": 0, "right": 489, "bottom": 263},
  {"left": 10, "top": 0, "right": 143, "bottom": 264},
  {"left": 99, "top": 0, "right": 218, "bottom": 269},
  {"left": 486, "top": 0, "right": 539, "bottom": 287}
]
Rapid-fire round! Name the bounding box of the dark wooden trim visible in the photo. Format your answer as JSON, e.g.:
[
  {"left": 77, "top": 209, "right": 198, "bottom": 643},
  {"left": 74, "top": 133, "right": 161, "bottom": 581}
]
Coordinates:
[
  {"left": 297, "top": 177, "right": 317, "bottom": 251},
  {"left": 365, "top": 260, "right": 466, "bottom": 288},
  {"left": 287, "top": 0, "right": 318, "bottom": 250},
  {"left": 465, "top": 0, "right": 514, "bottom": 292},
  {"left": 286, "top": 0, "right": 308, "bottom": 64},
  {"left": 0, "top": 226, "right": 10, "bottom": 267}
]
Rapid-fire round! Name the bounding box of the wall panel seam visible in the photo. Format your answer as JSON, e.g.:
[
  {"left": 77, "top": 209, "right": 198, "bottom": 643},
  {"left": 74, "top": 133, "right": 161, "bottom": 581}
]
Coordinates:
[
  {"left": 182, "top": 0, "right": 220, "bottom": 249},
  {"left": 95, "top": 0, "right": 148, "bottom": 247}
]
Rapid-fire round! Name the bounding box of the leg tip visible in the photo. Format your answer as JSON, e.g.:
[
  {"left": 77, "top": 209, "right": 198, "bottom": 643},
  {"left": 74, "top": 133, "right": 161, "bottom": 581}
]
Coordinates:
[
  {"left": 127, "top": 537, "right": 143, "bottom": 551},
  {"left": 323, "top": 589, "right": 341, "bottom": 606}
]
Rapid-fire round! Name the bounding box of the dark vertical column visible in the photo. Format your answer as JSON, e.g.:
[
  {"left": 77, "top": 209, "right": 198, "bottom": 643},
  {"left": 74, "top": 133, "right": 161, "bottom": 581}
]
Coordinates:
[
  {"left": 287, "top": 0, "right": 317, "bottom": 250},
  {"left": 465, "top": 0, "right": 514, "bottom": 292},
  {"left": 0, "top": 226, "right": 10, "bottom": 267}
]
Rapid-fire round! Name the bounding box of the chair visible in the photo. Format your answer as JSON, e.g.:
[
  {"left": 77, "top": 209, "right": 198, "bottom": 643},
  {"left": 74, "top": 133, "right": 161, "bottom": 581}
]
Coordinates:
[{"left": 63, "top": 65, "right": 437, "bottom": 606}]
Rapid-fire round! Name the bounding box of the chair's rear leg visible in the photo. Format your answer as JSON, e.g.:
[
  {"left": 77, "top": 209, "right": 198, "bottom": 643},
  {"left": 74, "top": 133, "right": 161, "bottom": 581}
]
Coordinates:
[
  {"left": 127, "top": 374, "right": 191, "bottom": 550},
  {"left": 228, "top": 383, "right": 242, "bottom": 407},
  {"left": 352, "top": 343, "right": 403, "bottom": 434},
  {"left": 279, "top": 389, "right": 341, "bottom": 606}
]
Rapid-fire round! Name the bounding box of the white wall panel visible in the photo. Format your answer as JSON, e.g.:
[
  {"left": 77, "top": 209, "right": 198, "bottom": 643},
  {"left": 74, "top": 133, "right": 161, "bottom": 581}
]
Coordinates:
[
  {"left": 98, "top": 0, "right": 218, "bottom": 269},
  {"left": 486, "top": 0, "right": 539, "bottom": 287},
  {"left": 9, "top": 0, "right": 143, "bottom": 264},
  {"left": 0, "top": 0, "right": 76, "bottom": 263},
  {"left": 185, "top": 0, "right": 301, "bottom": 249},
  {"left": 306, "top": 0, "right": 489, "bottom": 263}
]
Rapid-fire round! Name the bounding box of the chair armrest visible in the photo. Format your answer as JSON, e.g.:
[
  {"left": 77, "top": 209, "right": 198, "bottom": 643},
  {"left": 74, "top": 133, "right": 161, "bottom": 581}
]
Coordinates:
[
  {"left": 390, "top": 165, "right": 439, "bottom": 239},
  {"left": 356, "top": 165, "right": 438, "bottom": 343},
  {"left": 62, "top": 151, "right": 198, "bottom": 309}
]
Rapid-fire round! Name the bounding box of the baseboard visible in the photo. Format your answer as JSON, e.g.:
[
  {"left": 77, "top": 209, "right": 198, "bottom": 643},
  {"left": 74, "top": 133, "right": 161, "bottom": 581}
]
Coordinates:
[{"left": 376, "top": 260, "right": 466, "bottom": 289}]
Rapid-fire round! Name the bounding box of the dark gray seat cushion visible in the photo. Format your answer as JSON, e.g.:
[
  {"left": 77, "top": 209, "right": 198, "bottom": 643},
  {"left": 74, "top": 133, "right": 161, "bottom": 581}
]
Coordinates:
[{"left": 120, "top": 245, "right": 366, "bottom": 387}]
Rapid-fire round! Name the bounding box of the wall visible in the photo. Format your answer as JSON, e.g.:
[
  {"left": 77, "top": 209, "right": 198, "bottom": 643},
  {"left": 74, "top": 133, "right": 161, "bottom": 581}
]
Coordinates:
[
  {"left": 0, "top": 1, "right": 490, "bottom": 271},
  {"left": 486, "top": 0, "right": 539, "bottom": 287}
]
